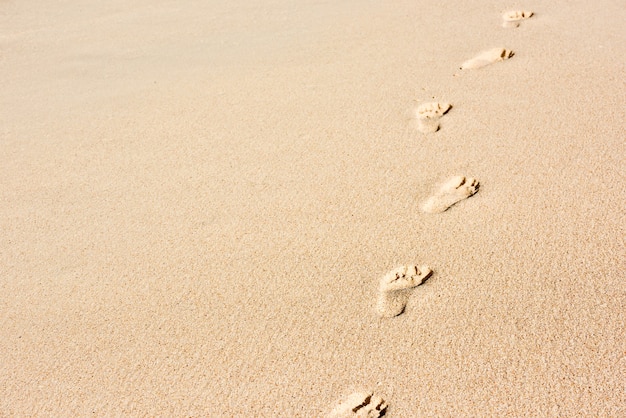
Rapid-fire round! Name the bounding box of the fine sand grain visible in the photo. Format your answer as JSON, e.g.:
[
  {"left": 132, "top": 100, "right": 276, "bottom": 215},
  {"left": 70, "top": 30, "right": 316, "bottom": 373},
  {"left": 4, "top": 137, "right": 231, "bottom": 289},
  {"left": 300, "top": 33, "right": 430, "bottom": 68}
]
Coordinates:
[{"left": 1, "top": 0, "right": 625, "bottom": 416}]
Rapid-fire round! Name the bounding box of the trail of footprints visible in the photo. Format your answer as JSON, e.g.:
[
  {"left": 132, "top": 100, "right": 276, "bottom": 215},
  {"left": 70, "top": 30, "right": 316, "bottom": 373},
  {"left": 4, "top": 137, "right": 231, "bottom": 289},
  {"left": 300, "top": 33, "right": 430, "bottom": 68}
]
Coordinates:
[{"left": 329, "top": 9, "right": 534, "bottom": 417}]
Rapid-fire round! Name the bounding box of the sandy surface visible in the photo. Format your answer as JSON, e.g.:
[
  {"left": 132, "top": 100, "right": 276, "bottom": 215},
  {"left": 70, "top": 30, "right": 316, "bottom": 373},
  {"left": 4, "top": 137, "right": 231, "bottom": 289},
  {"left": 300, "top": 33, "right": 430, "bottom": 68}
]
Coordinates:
[{"left": 1, "top": 0, "right": 625, "bottom": 416}]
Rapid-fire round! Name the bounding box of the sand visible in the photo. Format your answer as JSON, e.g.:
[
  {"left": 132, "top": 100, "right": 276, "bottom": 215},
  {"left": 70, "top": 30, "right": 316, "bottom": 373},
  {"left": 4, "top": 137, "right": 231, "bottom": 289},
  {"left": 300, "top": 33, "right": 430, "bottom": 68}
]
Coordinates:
[{"left": 1, "top": 0, "right": 625, "bottom": 416}]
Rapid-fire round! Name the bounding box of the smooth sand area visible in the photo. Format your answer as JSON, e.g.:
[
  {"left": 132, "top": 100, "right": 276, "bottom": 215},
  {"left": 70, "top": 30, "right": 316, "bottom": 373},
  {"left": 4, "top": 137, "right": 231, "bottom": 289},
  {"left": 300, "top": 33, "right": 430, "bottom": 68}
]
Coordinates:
[{"left": 1, "top": 0, "right": 625, "bottom": 416}]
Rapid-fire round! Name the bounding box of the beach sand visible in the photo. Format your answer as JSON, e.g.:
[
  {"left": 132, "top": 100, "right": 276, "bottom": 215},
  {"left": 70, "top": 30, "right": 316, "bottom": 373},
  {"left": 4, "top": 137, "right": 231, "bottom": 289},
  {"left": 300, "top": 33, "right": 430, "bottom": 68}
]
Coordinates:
[{"left": 1, "top": 0, "right": 625, "bottom": 416}]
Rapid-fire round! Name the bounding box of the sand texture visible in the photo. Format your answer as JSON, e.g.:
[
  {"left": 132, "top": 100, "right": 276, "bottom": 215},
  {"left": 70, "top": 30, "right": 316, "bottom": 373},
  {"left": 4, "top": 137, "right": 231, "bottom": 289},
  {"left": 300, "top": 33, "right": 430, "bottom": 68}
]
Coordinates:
[{"left": 1, "top": 0, "right": 625, "bottom": 416}]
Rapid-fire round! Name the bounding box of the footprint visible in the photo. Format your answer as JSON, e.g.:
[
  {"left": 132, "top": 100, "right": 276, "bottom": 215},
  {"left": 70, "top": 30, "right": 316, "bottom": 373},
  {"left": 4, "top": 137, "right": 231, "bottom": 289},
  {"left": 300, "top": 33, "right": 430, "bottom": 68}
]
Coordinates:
[
  {"left": 328, "top": 392, "right": 388, "bottom": 418},
  {"left": 502, "top": 10, "right": 533, "bottom": 28},
  {"left": 460, "top": 48, "right": 514, "bottom": 70},
  {"left": 421, "top": 176, "right": 480, "bottom": 213},
  {"left": 376, "top": 265, "right": 432, "bottom": 318},
  {"left": 415, "top": 102, "right": 452, "bottom": 133},
  {"left": 416, "top": 102, "right": 452, "bottom": 119}
]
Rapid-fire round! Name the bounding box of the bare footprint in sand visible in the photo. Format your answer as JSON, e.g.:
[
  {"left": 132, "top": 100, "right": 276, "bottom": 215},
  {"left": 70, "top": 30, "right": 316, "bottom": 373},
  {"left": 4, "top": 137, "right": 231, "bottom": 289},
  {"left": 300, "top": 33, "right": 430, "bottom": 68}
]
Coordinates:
[
  {"left": 502, "top": 10, "right": 533, "bottom": 28},
  {"left": 422, "top": 176, "right": 479, "bottom": 213},
  {"left": 328, "top": 392, "right": 388, "bottom": 418},
  {"left": 460, "top": 48, "right": 514, "bottom": 70},
  {"left": 376, "top": 265, "right": 432, "bottom": 318},
  {"left": 415, "top": 101, "right": 452, "bottom": 133}
]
